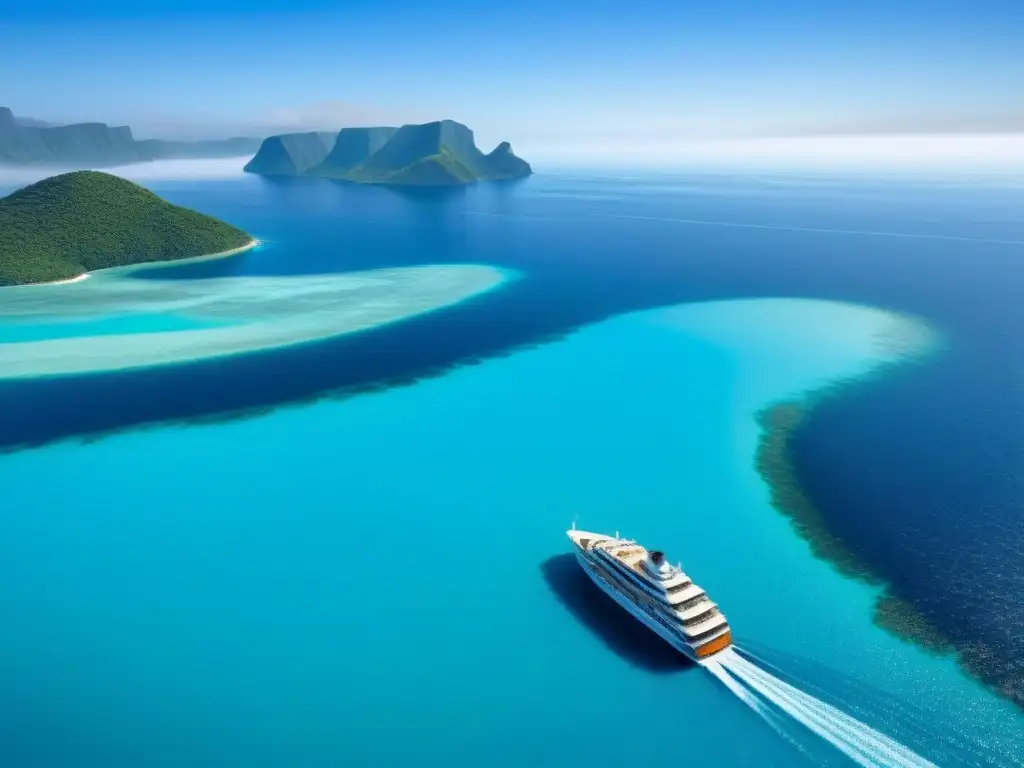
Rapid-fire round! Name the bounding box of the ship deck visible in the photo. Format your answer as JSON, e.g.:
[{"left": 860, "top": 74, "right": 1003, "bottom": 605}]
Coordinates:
[{"left": 568, "top": 527, "right": 733, "bottom": 660}]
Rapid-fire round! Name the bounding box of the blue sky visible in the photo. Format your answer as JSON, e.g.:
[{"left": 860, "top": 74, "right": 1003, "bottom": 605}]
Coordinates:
[{"left": 2, "top": 0, "right": 1023, "bottom": 155}]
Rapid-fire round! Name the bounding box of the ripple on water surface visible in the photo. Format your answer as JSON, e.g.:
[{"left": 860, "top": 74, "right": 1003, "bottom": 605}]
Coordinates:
[{"left": 0, "top": 295, "right": 1018, "bottom": 767}]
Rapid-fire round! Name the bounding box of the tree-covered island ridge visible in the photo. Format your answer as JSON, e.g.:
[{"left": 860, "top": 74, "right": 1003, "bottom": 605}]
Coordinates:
[{"left": 0, "top": 170, "right": 254, "bottom": 286}]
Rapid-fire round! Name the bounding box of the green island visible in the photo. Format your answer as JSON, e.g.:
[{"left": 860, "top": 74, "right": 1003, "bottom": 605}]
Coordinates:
[
  {"left": 0, "top": 170, "right": 254, "bottom": 286},
  {"left": 244, "top": 120, "right": 532, "bottom": 186}
]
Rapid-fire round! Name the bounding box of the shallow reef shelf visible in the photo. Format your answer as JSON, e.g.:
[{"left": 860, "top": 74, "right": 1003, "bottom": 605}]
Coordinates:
[{"left": 0, "top": 264, "right": 510, "bottom": 379}]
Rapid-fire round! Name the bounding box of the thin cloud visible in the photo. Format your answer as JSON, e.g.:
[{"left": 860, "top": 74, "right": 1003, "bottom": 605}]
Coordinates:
[
  {"left": 0, "top": 157, "right": 251, "bottom": 190},
  {"left": 523, "top": 133, "right": 1024, "bottom": 172},
  {"left": 260, "top": 100, "right": 438, "bottom": 132},
  {"left": 777, "top": 110, "right": 1024, "bottom": 137}
]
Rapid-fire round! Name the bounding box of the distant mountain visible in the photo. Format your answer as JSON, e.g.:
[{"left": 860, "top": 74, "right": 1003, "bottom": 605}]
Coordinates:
[
  {"left": 0, "top": 106, "right": 262, "bottom": 167},
  {"left": 0, "top": 107, "right": 54, "bottom": 163},
  {"left": 243, "top": 120, "right": 532, "bottom": 186},
  {"left": 314, "top": 127, "right": 398, "bottom": 176},
  {"left": 0, "top": 171, "right": 253, "bottom": 286},
  {"left": 242, "top": 132, "right": 337, "bottom": 175},
  {"left": 14, "top": 115, "right": 54, "bottom": 129},
  {"left": 34, "top": 123, "right": 140, "bottom": 165},
  {"left": 484, "top": 141, "right": 532, "bottom": 180}
]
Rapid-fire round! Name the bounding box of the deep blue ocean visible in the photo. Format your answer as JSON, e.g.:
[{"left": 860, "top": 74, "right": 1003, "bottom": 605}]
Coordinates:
[{"left": 0, "top": 167, "right": 1022, "bottom": 766}]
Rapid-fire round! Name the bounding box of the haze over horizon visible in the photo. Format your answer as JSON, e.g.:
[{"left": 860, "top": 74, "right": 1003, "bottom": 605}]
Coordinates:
[{"left": 3, "top": 0, "right": 1023, "bottom": 166}]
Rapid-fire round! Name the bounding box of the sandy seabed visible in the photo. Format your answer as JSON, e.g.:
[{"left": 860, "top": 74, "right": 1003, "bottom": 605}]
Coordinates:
[{"left": 0, "top": 263, "right": 509, "bottom": 379}]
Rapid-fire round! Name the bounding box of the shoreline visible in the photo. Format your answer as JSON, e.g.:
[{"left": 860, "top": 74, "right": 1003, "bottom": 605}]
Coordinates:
[
  {"left": 32, "top": 273, "right": 92, "bottom": 287},
  {"left": 104, "top": 237, "right": 261, "bottom": 277},
  {"left": 750, "top": 316, "right": 1024, "bottom": 706},
  {"left": 11, "top": 238, "right": 260, "bottom": 288},
  {"left": 156, "top": 237, "right": 260, "bottom": 267}
]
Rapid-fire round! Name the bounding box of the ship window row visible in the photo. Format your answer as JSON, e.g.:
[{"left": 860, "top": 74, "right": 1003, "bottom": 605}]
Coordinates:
[
  {"left": 596, "top": 552, "right": 711, "bottom": 629},
  {"left": 606, "top": 551, "right": 684, "bottom": 599},
  {"left": 595, "top": 550, "right": 654, "bottom": 592},
  {"left": 598, "top": 552, "right": 659, "bottom": 606},
  {"left": 590, "top": 556, "right": 641, "bottom": 597},
  {"left": 690, "top": 623, "right": 728, "bottom": 644},
  {"left": 682, "top": 607, "right": 720, "bottom": 627},
  {"left": 588, "top": 560, "right": 682, "bottom": 635},
  {"left": 666, "top": 578, "right": 695, "bottom": 594},
  {"left": 676, "top": 594, "right": 710, "bottom": 611},
  {"left": 597, "top": 550, "right": 679, "bottom": 602},
  {"left": 589, "top": 561, "right": 684, "bottom": 634}
]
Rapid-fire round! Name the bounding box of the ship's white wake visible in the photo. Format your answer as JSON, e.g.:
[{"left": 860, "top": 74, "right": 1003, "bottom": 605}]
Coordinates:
[{"left": 704, "top": 649, "right": 936, "bottom": 768}]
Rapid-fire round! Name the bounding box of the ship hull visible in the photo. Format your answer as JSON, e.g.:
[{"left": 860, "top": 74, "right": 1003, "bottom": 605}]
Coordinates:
[{"left": 573, "top": 547, "right": 729, "bottom": 664}]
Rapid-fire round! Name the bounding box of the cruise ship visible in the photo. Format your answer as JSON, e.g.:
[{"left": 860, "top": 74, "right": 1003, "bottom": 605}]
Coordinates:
[{"left": 567, "top": 525, "right": 732, "bottom": 663}]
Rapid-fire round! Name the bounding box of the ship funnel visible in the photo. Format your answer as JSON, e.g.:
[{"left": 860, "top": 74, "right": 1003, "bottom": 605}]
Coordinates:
[{"left": 643, "top": 549, "right": 674, "bottom": 578}]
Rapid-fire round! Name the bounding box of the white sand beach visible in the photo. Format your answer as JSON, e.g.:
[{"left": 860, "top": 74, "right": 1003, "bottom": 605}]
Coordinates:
[
  {"left": 34, "top": 273, "right": 92, "bottom": 286},
  {"left": 11, "top": 238, "right": 261, "bottom": 288}
]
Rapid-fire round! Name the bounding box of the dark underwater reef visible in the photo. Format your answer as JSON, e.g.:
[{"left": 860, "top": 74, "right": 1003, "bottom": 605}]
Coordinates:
[{"left": 755, "top": 354, "right": 1023, "bottom": 708}]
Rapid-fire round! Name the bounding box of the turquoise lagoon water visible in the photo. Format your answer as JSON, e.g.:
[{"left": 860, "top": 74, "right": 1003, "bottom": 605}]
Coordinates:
[
  {"left": 0, "top": 264, "right": 508, "bottom": 378},
  {"left": 0, "top": 313, "right": 225, "bottom": 344},
  {"left": 0, "top": 295, "right": 1019, "bottom": 767}
]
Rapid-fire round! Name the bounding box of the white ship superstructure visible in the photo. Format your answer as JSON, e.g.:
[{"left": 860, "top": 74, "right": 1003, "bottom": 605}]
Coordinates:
[{"left": 567, "top": 526, "right": 732, "bottom": 662}]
